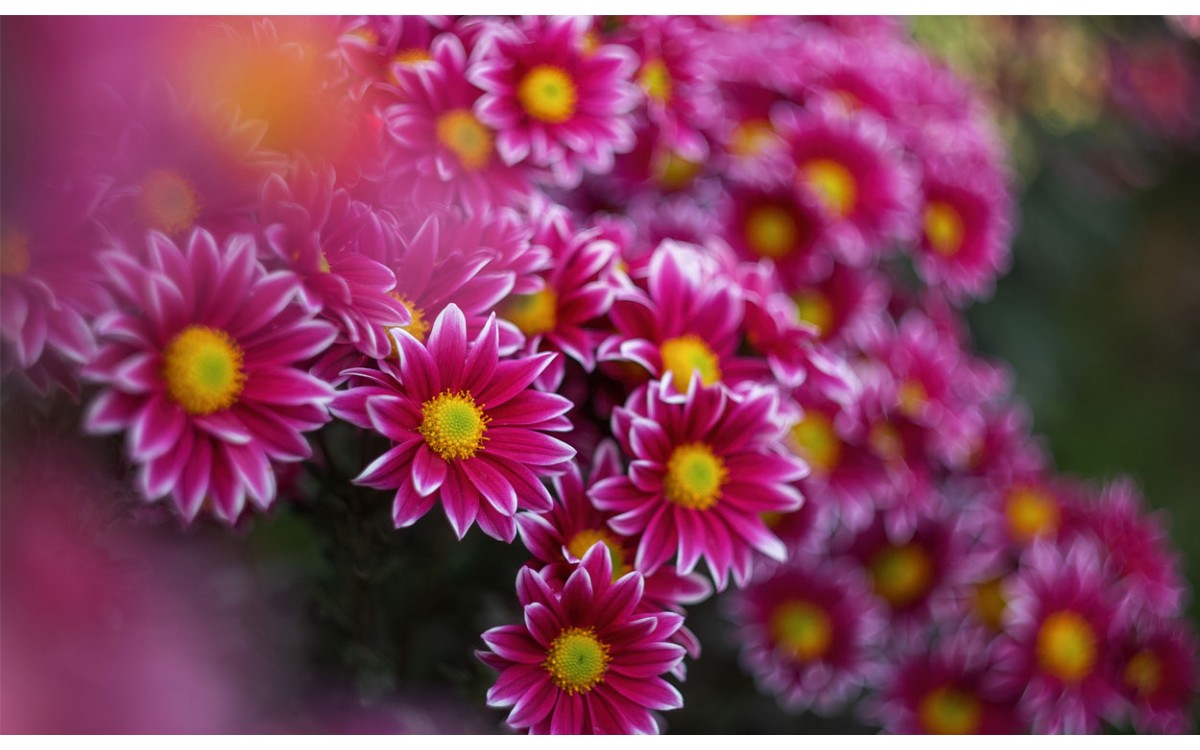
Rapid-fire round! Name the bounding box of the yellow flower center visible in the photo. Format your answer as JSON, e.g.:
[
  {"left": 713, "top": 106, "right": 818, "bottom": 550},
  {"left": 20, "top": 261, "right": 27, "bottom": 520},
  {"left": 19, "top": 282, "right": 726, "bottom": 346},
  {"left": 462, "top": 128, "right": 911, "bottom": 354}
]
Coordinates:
[
  {"left": 544, "top": 627, "right": 610, "bottom": 695},
  {"left": 137, "top": 169, "right": 201, "bottom": 235},
  {"left": 394, "top": 48, "right": 432, "bottom": 65},
  {"left": 769, "top": 600, "right": 833, "bottom": 662},
  {"left": 639, "top": 58, "right": 672, "bottom": 104},
  {"left": 659, "top": 334, "right": 721, "bottom": 393},
  {"left": 870, "top": 542, "right": 933, "bottom": 608},
  {"left": 800, "top": 158, "right": 857, "bottom": 219},
  {"left": 1, "top": 225, "right": 31, "bottom": 276},
  {"left": 868, "top": 421, "right": 904, "bottom": 463},
  {"left": 1123, "top": 649, "right": 1163, "bottom": 697},
  {"left": 790, "top": 412, "right": 841, "bottom": 475},
  {"left": 793, "top": 291, "right": 835, "bottom": 338},
  {"left": 435, "top": 109, "right": 493, "bottom": 171},
  {"left": 730, "top": 119, "right": 777, "bottom": 157},
  {"left": 664, "top": 442, "right": 727, "bottom": 511},
  {"left": 1004, "top": 485, "right": 1060, "bottom": 544},
  {"left": 390, "top": 294, "right": 430, "bottom": 343},
  {"left": 500, "top": 288, "right": 558, "bottom": 337},
  {"left": 347, "top": 27, "right": 379, "bottom": 47},
  {"left": 744, "top": 205, "right": 799, "bottom": 260},
  {"left": 924, "top": 200, "right": 965, "bottom": 257},
  {"left": 655, "top": 150, "right": 702, "bottom": 190},
  {"left": 418, "top": 389, "right": 490, "bottom": 460},
  {"left": 1036, "top": 610, "right": 1097, "bottom": 683},
  {"left": 918, "top": 686, "right": 984, "bottom": 735},
  {"left": 161, "top": 325, "right": 247, "bottom": 416},
  {"left": 973, "top": 576, "right": 1008, "bottom": 631},
  {"left": 897, "top": 379, "right": 927, "bottom": 418},
  {"left": 565, "top": 528, "right": 629, "bottom": 579},
  {"left": 518, "top": 65, "right": 577, "bottom": 124}
]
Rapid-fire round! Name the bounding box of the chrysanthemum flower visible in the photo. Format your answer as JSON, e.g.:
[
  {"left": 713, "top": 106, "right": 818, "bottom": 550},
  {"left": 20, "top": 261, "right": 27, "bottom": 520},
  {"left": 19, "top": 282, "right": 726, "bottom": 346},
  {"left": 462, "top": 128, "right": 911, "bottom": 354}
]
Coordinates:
[
  {"left": 470, "top": 16, "right": 640, "bottom": 188},
  {"left": 381, "top": 31, "right": 539, "bottom": 211},
  {"left": 498, "top": 205, "right": 619, "bottom": 390},
  {"left": 910, "top": 161, "right": 1013, "bottom": 303},
  {"left": 728, "top": 553, "right": 885, "bottom": 714},
  {"left": 83, "top": 229, "right": 337, "bottom": 522},
  {"left": 869, "top": 631, "right": 1022, "bottom": 734},
  {"left": 1, "top": 178, "right": 109, "bottom": 395},
  {"left": 337, "top": 15, "right": 447, "bottom": 85},
  {"left": 776, "top": 103, "right": 918, "bottom": 265},
  {"left": 722, "top": 181, "right": 830, "bottom": 288},
  {"left": 590, "top": 377, "right": 807, "bottom": 589},
  {"left": 788, "top": 261, "right": 890, "bottom": 348},
  {"left": 477, "top": 543, "right": 686, "bottom": 734},
  {"left": 258, "top": 165, "right": 411, "bottom": 359},
  {"left": 516, "top": 440, "right": 712, "bottom": 674},
  {"left": 977, "top": 473, "right": 1088, "bottom": 555},
  {"left": 332, "top": 304, "right": 575, "bottom": 541},
  {"left": 990, "top": 540, "right": 1123, "bottom": 734},
  {"left": 1112, "top": 619, "right": 1197, "bottom": 734}
]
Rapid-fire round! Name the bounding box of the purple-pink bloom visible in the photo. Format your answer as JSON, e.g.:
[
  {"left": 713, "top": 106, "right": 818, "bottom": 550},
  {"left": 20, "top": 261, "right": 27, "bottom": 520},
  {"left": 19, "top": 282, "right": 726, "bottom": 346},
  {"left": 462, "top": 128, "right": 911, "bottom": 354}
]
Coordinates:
[
  {"left": 477, "top": 543, "right": 686, "bottom": 734},
  {"left": 332, "top": 304, "right": 575, "bottom": 542}
]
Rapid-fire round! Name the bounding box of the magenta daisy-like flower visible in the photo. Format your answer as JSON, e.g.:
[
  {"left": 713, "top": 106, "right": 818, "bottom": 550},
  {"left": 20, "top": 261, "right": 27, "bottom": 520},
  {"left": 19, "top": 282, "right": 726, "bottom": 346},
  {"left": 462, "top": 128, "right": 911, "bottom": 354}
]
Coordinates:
[
  {"left": 331, "top": 304, "right": 575, "bottom": 542},
  {"left": 498, "top": 205, "right": 618, "bottom": 390},
  {"left": 83, "top": 229, "right": 337, "bottom": 522},
  {"left": 910, "top": 159, "right": 1013, "bottom": 303},
  {"left": 381, "top": 31, "right": 538, "bottom": 212},
  {"left": 728, "top": 553, "right": 885, "bottom": 714},
  {"left": 477, "top": 543, "right": 686, "bottom": 734},
  {"left": 1112, "top": 619, "right": 1197, "bottom": 734},
  {"left": 722, "top": 180, "right": 830, "bottom": 289},
  {"left": 869, "top": 631, "right": 1022, "bottom": 734},
  {"left": 259, "top": 164, "right": 411, "bottom": 359},
  {"left": 776, "top": 102, "right": 917, "bottom": 265},
  {"left": 470, "top": 16, "right": 640, "bottom": 188},
  {"left": 590, "top": 377, "right": 807, "bottom": 590},
  {"left": 990, "top": 539, "right": 1123, "bottom": 734},
  {"left": 789, "top": 260, "right": 889, "bottom": 348}
]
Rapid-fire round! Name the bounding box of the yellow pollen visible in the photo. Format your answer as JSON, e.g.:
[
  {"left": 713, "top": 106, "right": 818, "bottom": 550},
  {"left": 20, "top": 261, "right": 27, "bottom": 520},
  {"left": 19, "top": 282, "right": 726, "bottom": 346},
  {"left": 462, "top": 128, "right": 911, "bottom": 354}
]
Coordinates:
[
  {"left": 790, "top": 412, "right": 841, "bottom": 475},
  {"left": 769, "top": 600, "right": 833, "bottom": 662},
  {"left": 1005, "top": 485, "right": 1060, "bottom": 544},
  {"left": 161, "top": 325, "right": 246, "bottom": 416},
  {"left": 419, "top": 390, "right": 489, "bottom": 460},
  {"left": 318, "top": 252, "right": 332, "bottom": 274},
  {"left": 518, "top": 65, "right": 577, "bottom": 124},
  {"left": 655, "top": 150, "right": 701, "bottom": 190},
  {"left": 1123, "top": 649, "right": 1163, "bottom": 697},
  {"left": 435, "top": 109, "right": 493, "bottom": 171},
  {"left": 565, "top": 529, "right": 629, "bottom": 579},
  {"left": 744, "top": 205, "right": 799, "bottom": 260},
  {"left": 664, "top": 442, "right": 727, "bottom": 511},
  {"left": 918, "top": 686, "right": 984, "bottom": 735},
  {"left": 868, "top": 422, "right": 904, "bottom": 463},
  {"left": 793, "top": 291, "right": 835, "bottom": 338},
  {"left": 924, "top": 200, "right": 965, "bottom": 257},
  {"left": 499, "top": 288, "right": 558, "bottom": 337},
  {"left": 973, "top": 577, "right": 1008, "bottom": 631},
  {"left": 897, "top": 379, "right": 927, "bottom": 418},
  {"left": 639, "top": 58, "right": 672, "bottom": 104},
  {"left": 1037, "top": 610, "right": 1097, "bottom": 683},
  {"left": 659, "top": 335, "right": 721, "bottom": 393},
  {"left": 393, "top": 48, "right": 432, "bottom": 65},
  {"left": 390, "top": 294, "right": 430, "bottom": 343},
  {"left": 730, "top": 119, "right": 777, "bottom": 157},
  {"left": 800, "top": 158, "right": 857, "bottom": 219},
  {"left": 137, "top": 169, "right": 201, "bottom": 235},
  {"left": 1, "top": 225, "right": 32, "bottom": 276},
  {"left": 544, "top": 627, "right": 610, "bottom": 694},
  {"left": 870, "top": 542, "right": 933, "bottom": 608}
]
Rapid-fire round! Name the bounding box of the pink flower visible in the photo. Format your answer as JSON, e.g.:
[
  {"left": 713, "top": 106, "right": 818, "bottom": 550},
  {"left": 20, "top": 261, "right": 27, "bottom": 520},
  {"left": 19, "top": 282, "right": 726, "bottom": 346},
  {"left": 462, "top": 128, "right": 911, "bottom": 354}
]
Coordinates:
[
  {"left": 477, "top": 543, "right": 686, "bottom": 734},
  {"left": 990, "top": 540, "right": 1123, "bottom": 734},
  {"left": 590, "top": 378, "right": 807, "bottom": 589},
  {"left": 470, "top": 16, "right": 640, "bottom": 188},
  {"left": 381, "top": 31, "right": 539, "bottom": 212},
  {"left": 332, "top": 304, "right": 575, "bottom": 542},
  {"left": 1111, "top": 618, "right": 1197, "bottom": 734},
  {"left": 83, "top": 229, "right": 337, "bottom": 522},
  {"left": 727, "top": 553, "right": 885, "bottom": 714}
]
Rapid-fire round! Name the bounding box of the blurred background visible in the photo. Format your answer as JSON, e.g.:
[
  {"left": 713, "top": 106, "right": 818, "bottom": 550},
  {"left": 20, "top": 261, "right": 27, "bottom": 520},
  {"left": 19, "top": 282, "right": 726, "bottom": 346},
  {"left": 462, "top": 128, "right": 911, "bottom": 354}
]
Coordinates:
[{"left": 1, "top": 15, "right": 1198, "bottom": 734}]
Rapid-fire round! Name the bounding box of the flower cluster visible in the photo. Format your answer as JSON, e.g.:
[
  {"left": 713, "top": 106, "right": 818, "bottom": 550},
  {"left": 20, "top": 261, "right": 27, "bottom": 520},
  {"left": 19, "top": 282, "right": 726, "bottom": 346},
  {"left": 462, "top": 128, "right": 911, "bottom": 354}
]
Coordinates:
[{"left": 2, "top": 15, "right": 1194, "bottom": 735}]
